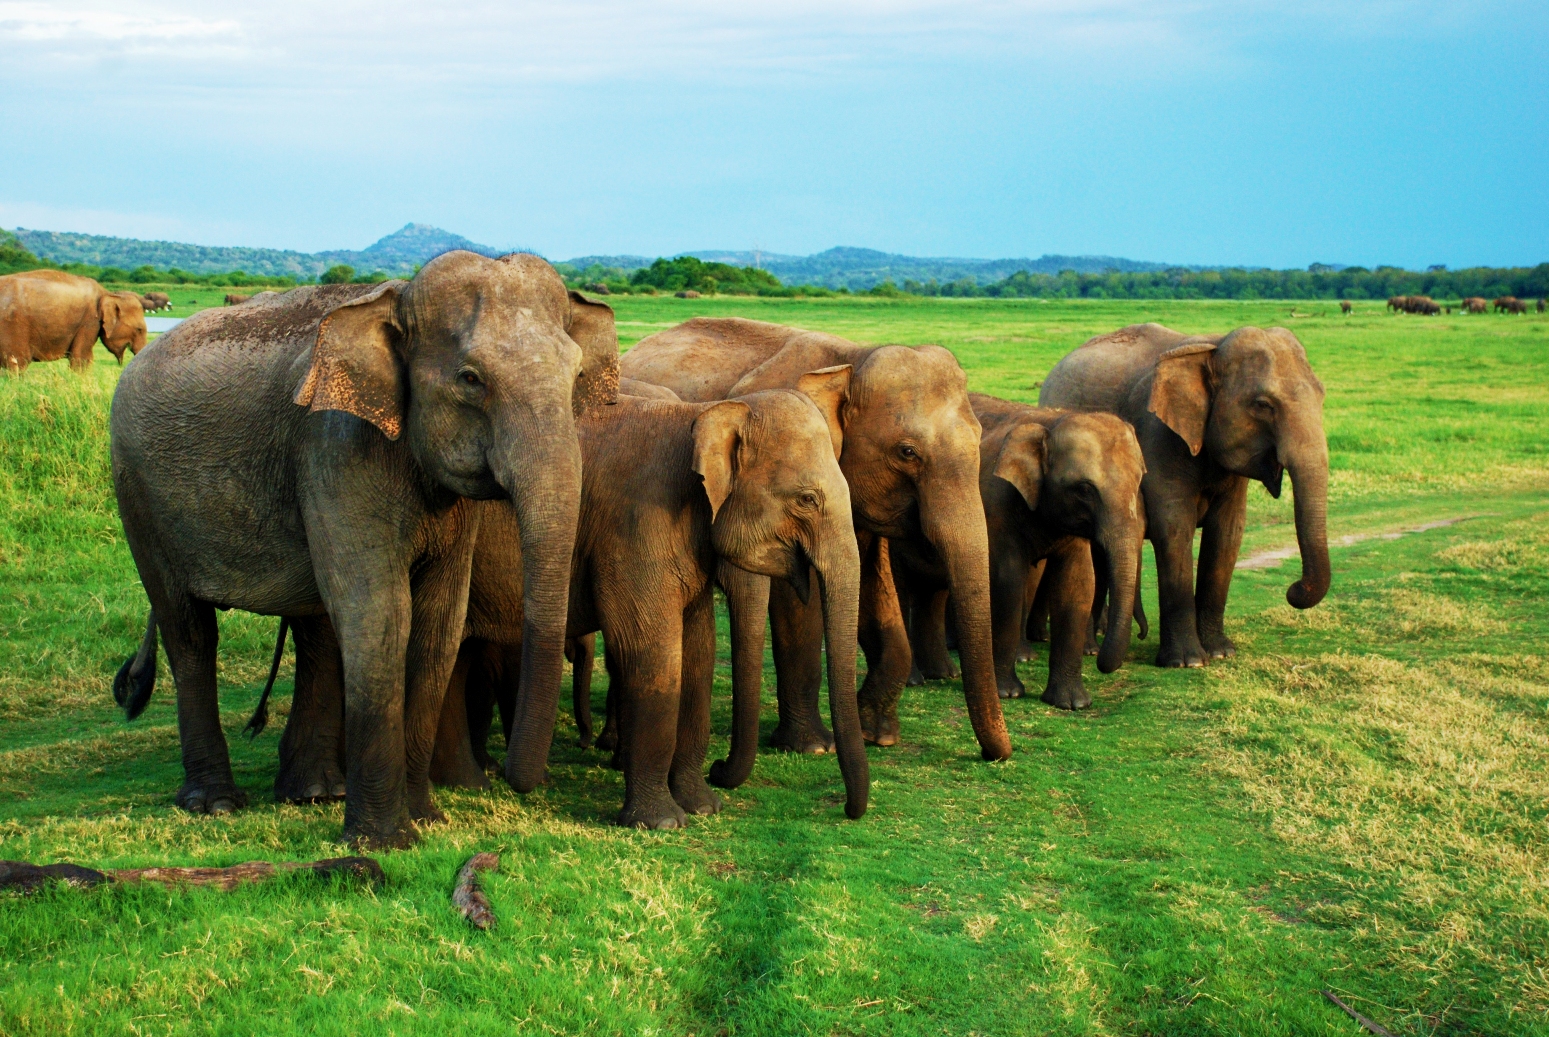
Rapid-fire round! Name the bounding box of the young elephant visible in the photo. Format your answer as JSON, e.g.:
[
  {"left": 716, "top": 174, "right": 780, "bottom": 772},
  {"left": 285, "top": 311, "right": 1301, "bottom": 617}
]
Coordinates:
[
  {"left": 427, "top": 390, "right": 869, "bottom": 828},
  {"left": 0, "top": 270, "right": 147, "bottom": 372},
  {"left": 110, "top": 252, "right": 620, "bottom": 848},
  {"left": 892, "top": 396, "right": 1146, "bottom": 709},
  {"left": 1040, "top": 324, "right": 1329, "bottom": 668}
]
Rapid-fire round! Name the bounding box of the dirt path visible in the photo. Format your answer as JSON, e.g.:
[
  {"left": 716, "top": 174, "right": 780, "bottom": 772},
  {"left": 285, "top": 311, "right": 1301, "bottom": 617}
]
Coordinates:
[{"left": 1235, "top": 515, "right": 1482, "bottom": 570}]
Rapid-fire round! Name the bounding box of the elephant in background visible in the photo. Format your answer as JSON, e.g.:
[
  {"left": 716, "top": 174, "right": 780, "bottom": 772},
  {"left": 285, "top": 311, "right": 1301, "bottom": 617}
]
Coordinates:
[
  {"left": 1040, "top": 323, "right": 1330, "bottom": 668},
  {"left": 423, "top": 390, "right": 867, "bottom": 828},
  {"left": 110, "top": 252, "right": 620, "bottom": 848},
  {"left": 622, "top": 318, "right": 1012, "bottom": 761},
  {"left": 1495, "top": 296, "right": 1526, "bottom": 314},
  {"left": 0, "top": 270, "right": 147, "bottom": 372},
  {"left": 1462, "top": 297, "right": 1488, "bottom": 314},
  {"left": 1339, "top": 301, "right": 1352, "bottom": 314},
  {"left": 139, "top": 292, "right": 171, "bottom": 313},
  {"left": 892, "top": 395, "right": 1147, "bottom": 709},
  {"left": 225, "top": 293, "right": 253, "bottom": 306}
]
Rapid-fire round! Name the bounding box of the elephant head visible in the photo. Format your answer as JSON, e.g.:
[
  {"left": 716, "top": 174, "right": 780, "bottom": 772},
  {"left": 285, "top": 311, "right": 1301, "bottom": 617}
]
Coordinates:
[
  {"left": 1148, "top": 326, "right": 1329, "bottom": 609},
  {"left": 692, "top": 383, "right": 868, "bottom": 818},
  {"left": 100, "top": 291, "right": 147, "bottom": 363},
  {"left": 294, "top": 250, "right": 620, "bottom": 795},
  {"left": 992, "top": 411, "right": 1147, "bottom": 672}
]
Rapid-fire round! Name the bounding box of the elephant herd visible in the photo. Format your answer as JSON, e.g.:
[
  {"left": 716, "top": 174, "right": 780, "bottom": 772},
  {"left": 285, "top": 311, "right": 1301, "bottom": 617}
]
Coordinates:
[
  {"left": 1389, "top": 294, "right": 1543, "bottom": 315},
  {"left": 105, "top": 251, "right": 1332, "bottom": 849}
]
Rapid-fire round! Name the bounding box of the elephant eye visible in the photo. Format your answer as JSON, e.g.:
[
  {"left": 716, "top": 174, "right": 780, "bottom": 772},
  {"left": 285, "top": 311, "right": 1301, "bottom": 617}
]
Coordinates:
[
  {"left": 1252, "top": 397, "right": 1274, "bottom": 415},
  {"left": 459, "top": 369, "right": 484, "bottom": 388},
  {"left": 898, "top": 444, "right": 920, "bottom": 462},
  {"left": 797, "top": 491, "right": 821, "bottom": 510}
]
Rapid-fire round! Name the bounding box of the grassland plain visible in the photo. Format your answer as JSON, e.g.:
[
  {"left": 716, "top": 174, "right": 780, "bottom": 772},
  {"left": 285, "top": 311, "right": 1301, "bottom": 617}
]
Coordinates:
[{"left": 0, "top": 296, "right": 1546, "bottom": 1036}]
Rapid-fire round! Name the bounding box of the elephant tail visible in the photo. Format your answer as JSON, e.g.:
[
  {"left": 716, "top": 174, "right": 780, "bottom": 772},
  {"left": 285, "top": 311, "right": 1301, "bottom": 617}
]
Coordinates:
[
  {"left": 243, "top": 618, "right": 290, "bottom": 739},
  {"left": 113, "top": 611, "right": 159, "bottom": 721}
]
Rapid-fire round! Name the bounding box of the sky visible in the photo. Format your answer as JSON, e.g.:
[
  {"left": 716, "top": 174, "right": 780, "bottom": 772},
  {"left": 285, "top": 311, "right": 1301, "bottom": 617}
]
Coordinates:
[{"left": 1, "top": 1, "right": 1545, "bottom": 268}]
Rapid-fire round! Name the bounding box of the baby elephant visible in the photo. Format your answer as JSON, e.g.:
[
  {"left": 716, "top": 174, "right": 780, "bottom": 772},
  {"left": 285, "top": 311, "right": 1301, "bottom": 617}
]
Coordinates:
[
  {"left": 892, "top": 395, "right": 1146, "bottom": 709},
  {"left": 434, "top": 389, "right": 869, "bottom": 829}
]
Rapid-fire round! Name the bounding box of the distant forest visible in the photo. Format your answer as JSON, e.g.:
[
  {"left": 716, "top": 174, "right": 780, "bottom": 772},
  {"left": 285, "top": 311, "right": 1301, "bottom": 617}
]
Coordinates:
[{"left": 6, "top": 229, "right": 1544, "bottom": 301}]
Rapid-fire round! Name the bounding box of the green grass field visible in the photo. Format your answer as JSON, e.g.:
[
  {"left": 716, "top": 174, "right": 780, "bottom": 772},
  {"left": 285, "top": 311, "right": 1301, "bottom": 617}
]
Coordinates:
[{"left": 2, "top": 297, "right": 1547, "bottom": 1035}]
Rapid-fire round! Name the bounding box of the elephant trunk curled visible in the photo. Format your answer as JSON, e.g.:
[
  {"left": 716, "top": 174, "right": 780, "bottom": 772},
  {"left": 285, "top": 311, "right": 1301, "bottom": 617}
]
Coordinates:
[
  {"left": 499, "top": 426, "right": 584, "bottom": 793},
  {"left": 1284, "top": 441, "right": 1331, "bottom": 610},
  {"left": 813, "top": 531, "right": 868, "bottom": 819}
]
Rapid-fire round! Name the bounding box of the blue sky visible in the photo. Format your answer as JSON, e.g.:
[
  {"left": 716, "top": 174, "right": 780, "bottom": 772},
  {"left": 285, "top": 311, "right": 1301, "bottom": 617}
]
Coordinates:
[{"left": 1, "top": 1, "right": 1545, "bottom": 268}]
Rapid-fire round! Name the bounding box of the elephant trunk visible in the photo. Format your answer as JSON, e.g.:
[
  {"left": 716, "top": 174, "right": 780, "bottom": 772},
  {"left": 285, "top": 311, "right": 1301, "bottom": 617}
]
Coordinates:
[
  {"left": 708, "top": 562, "right": 770, "bottom": 791},
  {"left": 499, "top": 429, "right": 583, "bottom": 793},
  {"left": 814, "top": 531, "right": 868, "bottom": 819},
  {"left": 1096, "top": 514, "right": 1142, "bottom": 674},
  {"left": 922, "top": 488, "right": 1012, "bottom": 761},
  {"left": 1284, "top": 444, "right": 1331, "bottom": 610}
]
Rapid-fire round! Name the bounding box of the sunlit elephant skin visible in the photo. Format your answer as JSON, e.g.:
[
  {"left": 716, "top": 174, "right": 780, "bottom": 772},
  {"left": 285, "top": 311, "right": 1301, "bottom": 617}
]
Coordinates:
[
  {"left": 621, "top": 317, "right": 1012, "bottom": 761},
  {"left": 0, "top": 269, "right": 146, "bottom": 373},
  {"left": 423, "top": 391, "right": 867, "bottom": 828},
  {"left": 1040, "top": 323, "right": 1330, "bottom": 668},
  {"left": 109, "top": 252, "right": 619, "bottom": 848},
  {"left": 892, "top": 395, "right": 1146, "bottom": 710}
]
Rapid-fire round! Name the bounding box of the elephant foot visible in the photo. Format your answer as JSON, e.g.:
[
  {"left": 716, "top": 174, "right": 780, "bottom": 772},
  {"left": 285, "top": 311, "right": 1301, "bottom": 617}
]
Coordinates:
[
  {"left": 175, "top": 779, "right": 247, "bottom": 816},
  {"left": 342, "top": 817, "right": 419, "bottom": 851},
  {"left": 1200, "top": 633, "right": 1237, "bottom": 661},
  {"left": 1016, "top": 639, "right": 1039, "bottom": 663},
  {"left": 618, "top": 792, "right": 687, "bottom": 830},
  {"left": 917, "top": 661, "right": 961, "bottom": 681},
  {"left": 409, "top": 791, "right": 448, "bottom": 826},
  {"left": 575, "top": 732, "right": 594, "bottom": 749},
  {"left": 907, "top": 663, "right": 925, "bottom": 687},
  {"left": 275, "top": 751, "right": 347, "bottom": 804},
  {"left": 770, "top": 718, "right": 834, "bottom": 754},
  {"left": 1083, "top": 633, "right": 1100, "bottom": 657},
  {"left": 998, "top": 674, "right": 1026, "bottom": 699},
  {"left": 1041, "top": 680, "right": 1091, "bottom": 711},
  {"left": 595, "top": 725, "right": 619, "bottom": 754},
  {"left": 670, "top": 774, "right": 723, "bottom": 816},
  {"left": 858, "top": 703, "right": 900, "bottom": 747},
  {"left": 1155, "top": 641, "right": 1208, "bottom": 668}
]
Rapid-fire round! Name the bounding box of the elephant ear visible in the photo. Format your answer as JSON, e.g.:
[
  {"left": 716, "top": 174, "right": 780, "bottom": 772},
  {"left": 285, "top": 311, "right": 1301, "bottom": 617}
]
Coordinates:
[
  {"left": 97, "top": 294, "right": 121, "bottom": 341},
  {"left": 795, "top": 364, "right": 852, "bottom": 460},
  {"left": 1148, "top": 341, "right": 1216, "bottom": 456},
  {"left": 692, "top": 400, "right": 751, "bottom": 521},
  {"left": 567, "top": 291, "right": 620, "bottom": 417},
  {"left": 992, "top": 420, "right": 1048, "bottom": 511},
  {"left": 295, "top": 282, "right": 406, "bottom": 440}
]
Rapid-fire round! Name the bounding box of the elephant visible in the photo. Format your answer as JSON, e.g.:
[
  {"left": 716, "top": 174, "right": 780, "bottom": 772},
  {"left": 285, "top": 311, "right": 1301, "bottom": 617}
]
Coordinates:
[
  {"left": 891, "top": 395, "right": 1147, "bottom": 709},
  {"left": 1339, "top": 301, "right": 1352, "bottom": 314},
  {"left": 225, "top": 293, "right": 253, "bottom": 306},
  {"left": 1040, "top": 324, "right": 1330, "bottom": 668},
  {"left": 420, "top": 389, "right": 868, "bottom": 827},
  {"left": 139, "top": 292, "right": 171, "bottom": 313},
  {"left": 1386, "top": 296, "right": 1407, "bottom": 312},
  {"left": 1495, "top": 296, "right": 1526, "bottom": 314},
  {"left": 1538, "top": 299, "right": 1546, "bottom": 314},
  {"left": 621, "top": 317, "right": 1013, "bottom": 761},
  {"left": 109, "top": 251, "right": 620, "bottom": 848},
  {"left": 0, "top": 270, "right": 147, "bottom": 372},
  {"left": 1462, "top": 297, "right": 1488, "bottom": 314},
  {"left": 1411, "top": 297, "right": 1441, "bottom": 315}
]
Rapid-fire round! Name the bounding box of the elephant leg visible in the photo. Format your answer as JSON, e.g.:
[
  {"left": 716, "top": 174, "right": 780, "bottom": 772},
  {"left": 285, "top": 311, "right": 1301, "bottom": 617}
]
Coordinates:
[
  {"left": 1151, "top": 504, "right": 1207, "bottom": 668},
  {"left": 465, "top": 641, "right": 508, "bottom": 770},
  {"left": 596, "top": 654, "right": 621, "bottom": 759},
  {"left": 912, "top": 587, "right": 959, "bottom": 681},
  {"left": 402, "top": 544, "right": 478, "bottom": 824},
  {"left": 1041, "top": 538, "right": 1095, "bottom": 710},
  {"left": 611, "top": 615, "right": 688, "bottom": 830},
  {"left": 157, "top": 588, "right": 245, "bottom": 815},
  {"left": 768, "top": 571, "right": 834, "bottom": 753},
  {"left": 990, "top": 549, "right": 1033, "bottom": 700},
  {"left": 493, "top": 642, "right": 520, "bottom": 750},
  {"left": 710, "top": 564, "right": 771, "bottom": 790},
  {"left": 429, "top": 641, "right": 490, "bottom": 790},
  {"left": 856, "top": 533, "right": 912, "bottom": 748},
  {"left": 569, "top": 633, "right": 597, "bottom": 748},
  {"left": 896, "top": 569, "right": 925, "bottom": 688},
  {"left": 1019, "top": 559, "right": 1046, "bottom": 660},
  {"left": 275, "top": 614, "right": 347, "bottom": 803},
  {"left": 1196, "top": 478, "right": 1247, "bottom": 660},
  {"left": 1085, "top": 543, "right": 1108, "bottom": 656},
  {"left": 669, "top": 588, "right": 721, "bottom": 816}
]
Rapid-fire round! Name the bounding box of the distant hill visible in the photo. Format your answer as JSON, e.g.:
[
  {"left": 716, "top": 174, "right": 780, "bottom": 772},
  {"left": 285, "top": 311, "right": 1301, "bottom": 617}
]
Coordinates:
[
  {"left": 12, "top": 223, "right": 506, "bottom": 278},
  {"left": 565, "top": 246, "right": 1176, "bottom": 289}
]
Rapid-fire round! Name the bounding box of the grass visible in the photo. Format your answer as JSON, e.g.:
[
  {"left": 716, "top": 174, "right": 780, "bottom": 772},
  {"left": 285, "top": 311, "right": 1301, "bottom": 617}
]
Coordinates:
[{"left": 1, "top": 297, "right": 1547, "bottom": 1035}]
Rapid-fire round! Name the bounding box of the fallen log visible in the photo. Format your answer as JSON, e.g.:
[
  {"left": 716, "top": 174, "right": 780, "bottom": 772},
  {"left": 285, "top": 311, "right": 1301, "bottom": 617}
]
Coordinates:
[
  {"left": 0, "top": 856, "right": 382, "bottom": 893},
  {"left": 453, "top": 852, "right": 500, "bottom": 929}
]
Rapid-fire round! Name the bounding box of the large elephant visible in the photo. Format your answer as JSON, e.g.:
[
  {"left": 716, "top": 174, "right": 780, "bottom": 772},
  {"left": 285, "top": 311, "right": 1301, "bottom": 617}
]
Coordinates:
[
  {"left": 0, "top": 270, "right": 147, "bottom": 372},
  {"left": 1040, "top": 324, "right": 1330, "bottom": 667},
  {"left": 109, "top": 252, "right": 619, "bottom": 848},
  {"left": 892, "top": 395, "right": 1147, "bottom": 708},
  {"left": 621, "top": 318, "right": 1012, "bottom": 761}
]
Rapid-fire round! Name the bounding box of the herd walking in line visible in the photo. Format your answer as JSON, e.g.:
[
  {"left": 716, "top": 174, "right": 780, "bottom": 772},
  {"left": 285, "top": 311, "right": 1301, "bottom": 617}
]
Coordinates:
[{"left": 6, "top": 247, "right": 1507, "bottom": 849}]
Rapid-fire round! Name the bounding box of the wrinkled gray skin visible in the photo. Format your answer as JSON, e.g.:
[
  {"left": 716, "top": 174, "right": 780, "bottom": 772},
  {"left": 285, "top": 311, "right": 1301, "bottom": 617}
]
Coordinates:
[
  {"left": 1040, "top": 324, "right": 1330, "bottom": 667},
  {"left": 892, "top": 396, "right": 1147, "bottom": 708},
  {"left": 109, "top": 252, "right": 619, "bottom": 848}
]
